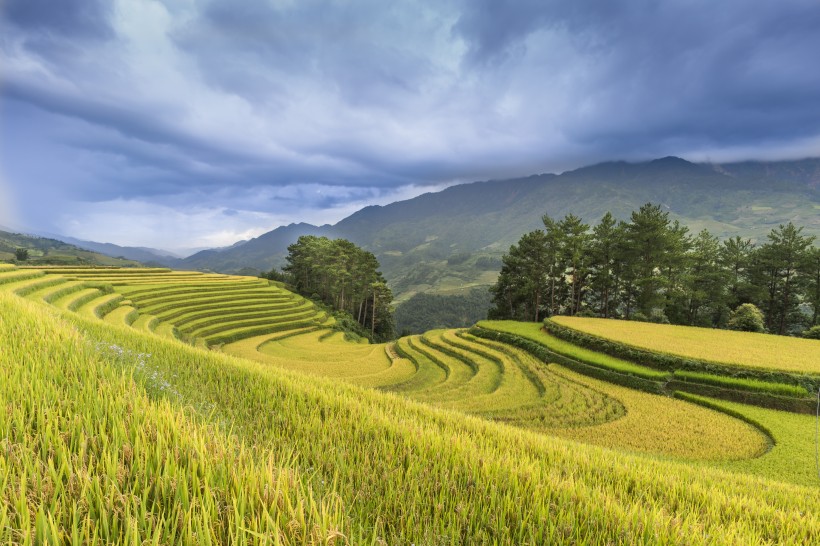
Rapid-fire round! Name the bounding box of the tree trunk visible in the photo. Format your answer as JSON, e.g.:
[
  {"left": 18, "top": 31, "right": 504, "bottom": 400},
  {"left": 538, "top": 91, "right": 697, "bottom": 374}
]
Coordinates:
[
  {"left": 371, "top": 291, "right": 377, "bottom": 338},
  {"left": 779, "top": 270, "right": 792, "bottom": 335}
]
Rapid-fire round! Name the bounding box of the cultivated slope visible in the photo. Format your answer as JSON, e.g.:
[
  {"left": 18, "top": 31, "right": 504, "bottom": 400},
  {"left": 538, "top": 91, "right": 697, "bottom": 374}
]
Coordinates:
[
  {"left": 1, "top": 265, "right": 819, "bottom": 544},
  {"left": 11, "top": 266, "right": 330, "bottom": 347}
]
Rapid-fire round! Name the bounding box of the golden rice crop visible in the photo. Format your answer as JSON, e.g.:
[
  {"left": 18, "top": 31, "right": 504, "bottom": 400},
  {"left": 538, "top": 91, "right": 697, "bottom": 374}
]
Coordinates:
[
  {"left": 479, "top": 319, "right": 668, "bottom": 379},
  {"left": 102, "top": 304, "right": 139, "bottom": 326},
  {"left": 224, "top": 329, "right": 393, "bottom": 379},
  {"left": 0, "top": 293, "right": 345, "bottom": 545},
  {"left": 551, "top": 316, "right": 820, "bottom": 374},
  {"left": 389, "top": 336, "right": 447, "bottom": 391},
  {"left": 12, "top": 290, "right": 820, "bottom": 543},
  {"left": 3, "top": 277, "right": 820, "bottom": 543},
  {"left": 546, "top": 365, "right": 770, "bottom": 461},
  {"left": 682, "top": 394, "right": 820, "bottom": 486}
]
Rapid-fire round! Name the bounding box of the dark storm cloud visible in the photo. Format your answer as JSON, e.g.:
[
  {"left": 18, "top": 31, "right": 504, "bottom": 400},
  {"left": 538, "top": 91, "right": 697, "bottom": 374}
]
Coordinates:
[
  {"left": 2, "top": 0, "right": 820, "bottom": 247},
  {"left": 173, "top": 0, "right": 435, "bottom": 107},
  {"left": 453, "top": 0, "right": 820, "bottom": 153},
  {"left": 3, "top": 0, "right": 113, "bottom": 39}
]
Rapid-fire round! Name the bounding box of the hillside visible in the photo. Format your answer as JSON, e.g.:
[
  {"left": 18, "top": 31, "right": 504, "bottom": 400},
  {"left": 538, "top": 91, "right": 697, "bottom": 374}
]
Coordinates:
[
  {"left": 177, "top": 157, "right": 820, "bottom": 301},
  {"left": 2, "top": 264, "right": 819, "bottom": 543},
  {"left": 0, "top": 229, "right": 141, "bottom": 267}
]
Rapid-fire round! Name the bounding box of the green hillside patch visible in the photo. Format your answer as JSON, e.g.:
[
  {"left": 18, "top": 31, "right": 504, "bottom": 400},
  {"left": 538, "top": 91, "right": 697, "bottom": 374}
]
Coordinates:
[{"left": 0, "top": 230, "right": 141, "bottom": 267}]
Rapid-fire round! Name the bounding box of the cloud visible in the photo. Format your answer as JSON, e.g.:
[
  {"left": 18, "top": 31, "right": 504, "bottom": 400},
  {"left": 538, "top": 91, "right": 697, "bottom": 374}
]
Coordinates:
[
  {"left": 55, "top": 181, "right": 453, "bottom": 253},
  {"left": 2, "top": 0, "right": 820, "bottom": 248},
  {"left": 3, "top": 0, "right": 113, "bottom": 40}
]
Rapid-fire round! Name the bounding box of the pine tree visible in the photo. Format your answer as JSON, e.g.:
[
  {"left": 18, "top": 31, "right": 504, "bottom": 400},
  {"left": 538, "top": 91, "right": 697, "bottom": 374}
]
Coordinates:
[
  {"left": 588, "top": 212, "right": 623, "bottom": 318},
  {"left": 800, "top": 246, "right": 820, "bottom": 326},
  {"left": 719, "top": 236, "right": 757, "bottom": 310},
  {"left": 753, "top": 223, "right": 815, "bottom": 334}
]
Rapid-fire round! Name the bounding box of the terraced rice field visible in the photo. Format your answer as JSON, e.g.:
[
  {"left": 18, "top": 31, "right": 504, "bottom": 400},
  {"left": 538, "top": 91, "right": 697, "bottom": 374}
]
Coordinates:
[
  {"left": 15, "top": 266, "right": 330, "bottom": 346},
  {"left": 229, "top": 321, "right": 769, "bottom": 461},
  {"left": 2, "top": 266, "right": 819, "bottom": 544},
  {"left": 224, "top": 329, "right": 399, "bottom": 382},
  {"left": 551, "top": 315, "right": 820, "bottom": 374},
  {"left": 10, "top": 266, "right": 779, "bottom": 464},
  {"left": 5, "top": 266, "right": 774, "bottom": 464},
  {"left": 394, "top": 330, "right": 628, "bottom": 430}
]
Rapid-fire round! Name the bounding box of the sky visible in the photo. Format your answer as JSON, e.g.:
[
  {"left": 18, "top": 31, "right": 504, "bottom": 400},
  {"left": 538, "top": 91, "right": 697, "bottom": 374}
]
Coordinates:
[{"left": 2, "top": 0, "right": 820, "bottom": 254}]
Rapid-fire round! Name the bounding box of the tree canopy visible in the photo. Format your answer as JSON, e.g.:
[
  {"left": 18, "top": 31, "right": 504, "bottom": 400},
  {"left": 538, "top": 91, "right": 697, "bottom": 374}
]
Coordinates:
[
  {"left": 275, "top": 235, "right": 395, "bottom": 341},
  {"left": 489, "top": 204, "right": 819, "bottom": 335}
]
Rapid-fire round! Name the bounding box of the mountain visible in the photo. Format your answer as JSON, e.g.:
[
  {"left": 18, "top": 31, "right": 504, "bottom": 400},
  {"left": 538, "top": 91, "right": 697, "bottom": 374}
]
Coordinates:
[
  {"left": 179, "top": 156, "right": 820, "bottom": 300},
  {"left": 0, "top": 230, "right": 141, "bottom": 267},
  {"left": 180, "top": 222, "right": 329, "bottom": 273},
  {"left": 55, "top": 235, "right": 183, "bottom": 266}
]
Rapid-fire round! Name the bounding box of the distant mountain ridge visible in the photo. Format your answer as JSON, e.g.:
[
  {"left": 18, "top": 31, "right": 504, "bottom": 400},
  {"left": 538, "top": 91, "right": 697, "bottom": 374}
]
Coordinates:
[
  {"left": 175, "top": 156, "right": 820, "bottom": 300},
  {"left": 54, "top": 235, "right": 184, "bottom": 265}
]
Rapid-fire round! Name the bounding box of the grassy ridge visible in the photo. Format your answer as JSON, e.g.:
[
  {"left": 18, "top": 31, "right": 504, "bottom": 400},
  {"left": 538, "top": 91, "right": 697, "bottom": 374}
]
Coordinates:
[
  {"left": 673, "top": 370, "right": 808, "bottom": 397},
  {"left": 481, "top": 320, "right": 816, "bottom": 410},
  {"left": 477, "top": 320, "right": 667, "bottom": 380},
  {"left": 3, "top": 291, "right": 819, "bottom": 543},
  {"left": 551, "top": 316, "right": 820, "bottom": 375}
]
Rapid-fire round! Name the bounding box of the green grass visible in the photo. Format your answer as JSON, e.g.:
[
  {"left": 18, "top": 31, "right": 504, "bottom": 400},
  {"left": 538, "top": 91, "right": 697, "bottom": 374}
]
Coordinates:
[
  {"left": 477, "top": 320, "right": 668, "bottom": 380},
  {"left": 673, "top": 370, "right": 809, "bottom": 397}
]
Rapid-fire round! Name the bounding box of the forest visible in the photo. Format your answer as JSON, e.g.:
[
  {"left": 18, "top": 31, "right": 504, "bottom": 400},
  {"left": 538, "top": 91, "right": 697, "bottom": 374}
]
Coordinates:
[
  {"left": 268, "top": 235, "right": 395, "bottom": 341},
  {"left": 489, "top": 203, "right": 820, "bottom": 336},
  {"left": 394, "top": 288, "right": 492, "bottom": 335}
]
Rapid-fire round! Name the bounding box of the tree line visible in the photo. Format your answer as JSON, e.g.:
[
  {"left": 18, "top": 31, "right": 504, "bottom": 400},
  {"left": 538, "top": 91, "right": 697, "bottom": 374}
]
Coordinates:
[
  {"left": 489, "top": 203, "right": 820, "bottom": 336},
  {"left": 267, "top": 235, "right": 395, "bottom": 341}
]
